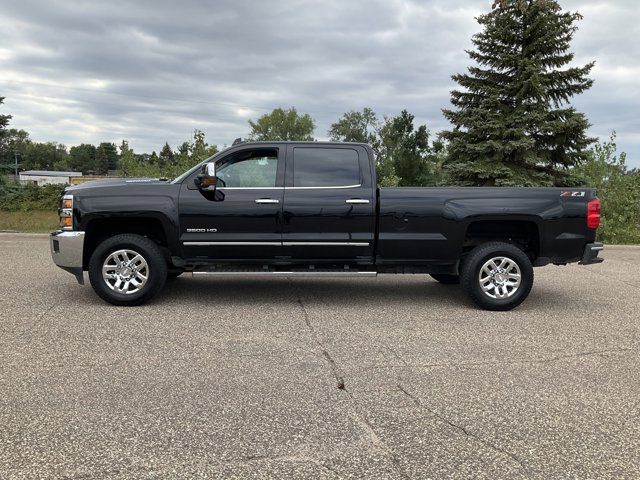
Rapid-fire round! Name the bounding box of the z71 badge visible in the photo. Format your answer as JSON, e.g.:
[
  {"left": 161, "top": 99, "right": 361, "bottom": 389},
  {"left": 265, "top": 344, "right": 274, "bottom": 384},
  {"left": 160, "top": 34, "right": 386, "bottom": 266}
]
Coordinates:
[{"left": 560, "top": 191, "right": 585, "bottom": 197}]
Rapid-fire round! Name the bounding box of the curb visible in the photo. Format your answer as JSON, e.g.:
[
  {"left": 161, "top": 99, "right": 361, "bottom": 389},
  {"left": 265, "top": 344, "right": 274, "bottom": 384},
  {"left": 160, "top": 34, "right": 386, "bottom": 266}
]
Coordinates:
[{"left": 0, "top": 231, "right": 51, "bottom": 237}]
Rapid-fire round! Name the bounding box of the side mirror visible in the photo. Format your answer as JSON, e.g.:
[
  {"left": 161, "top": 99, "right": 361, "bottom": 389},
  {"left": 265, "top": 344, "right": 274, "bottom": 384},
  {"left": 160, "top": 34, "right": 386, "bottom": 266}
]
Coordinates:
[
  {"left": 205, "top": 163, "right": 216, "bottom": 177},
  {"left": 195, "top": 163, "right": 221, "bottom": 191}
]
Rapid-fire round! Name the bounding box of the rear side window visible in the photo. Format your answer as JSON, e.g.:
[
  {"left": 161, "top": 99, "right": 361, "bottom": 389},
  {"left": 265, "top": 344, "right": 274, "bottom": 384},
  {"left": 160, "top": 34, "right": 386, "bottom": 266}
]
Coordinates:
[{"left": 293, "top": 147, "right": 360, "bottom": 187}]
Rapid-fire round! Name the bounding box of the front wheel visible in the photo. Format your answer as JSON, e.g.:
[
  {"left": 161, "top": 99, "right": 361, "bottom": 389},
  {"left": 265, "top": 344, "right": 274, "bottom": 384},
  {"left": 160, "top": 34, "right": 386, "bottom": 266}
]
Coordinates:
[
  {"left": 88, "top": 234, "right": 167, "bottom": 306},
  {"left": 460, "top": 242, "right": 533, "bottom": 311}
]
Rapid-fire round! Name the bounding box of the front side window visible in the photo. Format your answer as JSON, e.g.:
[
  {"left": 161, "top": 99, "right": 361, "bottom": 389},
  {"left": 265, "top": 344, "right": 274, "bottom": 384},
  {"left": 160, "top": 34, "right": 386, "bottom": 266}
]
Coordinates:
[
  {"left": 216, "top": 149, "right": 278, "bottom": 188},
  {"left": 293, "top": 147, "right": 361, "bottom": 187}
]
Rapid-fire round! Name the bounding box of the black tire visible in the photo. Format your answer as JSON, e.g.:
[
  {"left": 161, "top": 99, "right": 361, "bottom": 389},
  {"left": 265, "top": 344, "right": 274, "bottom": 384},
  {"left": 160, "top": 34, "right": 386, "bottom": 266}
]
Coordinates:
[
  {"left": 430, "top": 273, "right": 460, "bottom": 285},
  {"left": 88, "top": 234, "right": 167, "bottom": 306},
  {"left": 460, "top": 242, "right": 533, "bottom": 311}
]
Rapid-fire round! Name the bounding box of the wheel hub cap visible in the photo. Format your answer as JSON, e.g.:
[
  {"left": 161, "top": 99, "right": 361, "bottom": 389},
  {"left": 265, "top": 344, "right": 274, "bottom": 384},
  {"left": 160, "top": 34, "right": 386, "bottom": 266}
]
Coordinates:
[
  {"left": 102, "top": 249, "right": 149, "bottom": 295},
  {"left": 478, "top": 256, "right": 521, "bottom": 299}
]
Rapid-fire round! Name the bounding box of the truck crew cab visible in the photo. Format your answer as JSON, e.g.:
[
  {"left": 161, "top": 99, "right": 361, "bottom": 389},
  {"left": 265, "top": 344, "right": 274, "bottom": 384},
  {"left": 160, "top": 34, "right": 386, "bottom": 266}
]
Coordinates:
[{"left": 50, "top": 141, "right": 604, "bottom": 311}]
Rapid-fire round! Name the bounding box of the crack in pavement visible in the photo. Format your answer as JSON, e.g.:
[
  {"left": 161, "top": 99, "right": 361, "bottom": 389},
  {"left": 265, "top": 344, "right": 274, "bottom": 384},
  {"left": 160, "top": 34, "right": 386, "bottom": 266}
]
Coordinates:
[
  {"left": 396, "top": 384, "right": 532, "bottom": 478},
  {"left": 579, "top": 265, "right": 640, "bottom": 290},
  {"left": 293, "top": 287, "right": 411, "bottom": 479},
  {"left": 382, "top": 344, "right": 409, "bottom": 366},
  {"left": 358, "top": 347, "right": 635, "bottom": 373},
  {"left": 19, "top": 298, "right": 65, "bottom": 338},
  {"left": 341, "top": 387, "right": 412, "bottom": 480},
  {"left": 294, "top": 292, "right": 345, "bottom": 390}
]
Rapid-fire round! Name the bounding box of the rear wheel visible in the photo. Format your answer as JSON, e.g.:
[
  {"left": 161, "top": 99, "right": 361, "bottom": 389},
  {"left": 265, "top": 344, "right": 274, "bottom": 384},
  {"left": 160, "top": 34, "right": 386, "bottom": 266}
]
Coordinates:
[
  {"left": 460, "top": 242, "right": 533, "bottom": 311},
  {"left": 430, "top": 274, "right": 460, "bottom": 285},
  {"left": 88, "top": 234, "right": 167, "bottom": 306}
]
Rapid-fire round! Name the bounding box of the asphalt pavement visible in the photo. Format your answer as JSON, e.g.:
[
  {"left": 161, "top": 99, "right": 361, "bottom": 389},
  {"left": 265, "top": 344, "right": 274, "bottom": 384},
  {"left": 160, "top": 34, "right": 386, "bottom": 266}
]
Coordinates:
[{"left": 0, "top": 233, "right": 638, "bottom": 479}]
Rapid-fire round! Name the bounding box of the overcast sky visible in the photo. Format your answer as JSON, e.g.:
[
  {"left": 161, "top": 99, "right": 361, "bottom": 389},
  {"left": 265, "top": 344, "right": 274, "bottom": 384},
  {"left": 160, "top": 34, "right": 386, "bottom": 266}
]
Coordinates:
[{"left": 1, "top": 0, "right": 639, "bottom": 165}]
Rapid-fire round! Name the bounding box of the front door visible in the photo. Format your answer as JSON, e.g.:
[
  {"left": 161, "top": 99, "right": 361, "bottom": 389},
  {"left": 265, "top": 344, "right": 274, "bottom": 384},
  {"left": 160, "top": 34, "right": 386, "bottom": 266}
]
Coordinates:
[
  {"left": 179, "top": 146, "right": 284, "bottom": 261},
  {"left": 281, "top": 144, "right": 375, "bottom": 263}
]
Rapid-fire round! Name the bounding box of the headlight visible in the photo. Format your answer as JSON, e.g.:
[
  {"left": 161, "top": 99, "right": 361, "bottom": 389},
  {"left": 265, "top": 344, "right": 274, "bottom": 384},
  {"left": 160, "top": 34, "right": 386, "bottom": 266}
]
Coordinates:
[{"left": 59, "top": 194, "right": 74, "bottom": 230}]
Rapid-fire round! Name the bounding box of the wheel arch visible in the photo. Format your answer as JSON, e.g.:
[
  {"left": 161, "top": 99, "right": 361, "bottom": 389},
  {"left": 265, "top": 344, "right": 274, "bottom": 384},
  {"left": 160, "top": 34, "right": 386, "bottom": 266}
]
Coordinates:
[
  {"left": 462, "top": 217, "right": 542, "bottom": 262},
  {"left": 82, "top": 215, "right": 173, "bottom": 269}
]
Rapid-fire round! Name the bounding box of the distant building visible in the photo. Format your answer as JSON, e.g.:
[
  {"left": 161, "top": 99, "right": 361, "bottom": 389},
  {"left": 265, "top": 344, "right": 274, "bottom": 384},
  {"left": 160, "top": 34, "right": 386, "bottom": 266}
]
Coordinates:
[
  {"left": 70, "top": 175, "right": 122, "bottom": 185},
  {"left": 18, "top": 170, "right": 83, "bottom": 186}
]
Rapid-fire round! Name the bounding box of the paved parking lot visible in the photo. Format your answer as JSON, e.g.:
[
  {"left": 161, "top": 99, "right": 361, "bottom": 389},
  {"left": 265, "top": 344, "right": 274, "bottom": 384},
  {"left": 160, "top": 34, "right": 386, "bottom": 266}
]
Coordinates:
[{"left": 1, "top": 233, "right": 639, "bottom": 479}]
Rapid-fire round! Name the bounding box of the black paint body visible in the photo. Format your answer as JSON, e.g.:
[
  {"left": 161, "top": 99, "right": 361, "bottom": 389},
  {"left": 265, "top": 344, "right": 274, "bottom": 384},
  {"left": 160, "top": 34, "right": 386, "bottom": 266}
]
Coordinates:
[{"left": 67, "top": 142, "right": 598, "bottom": 273}]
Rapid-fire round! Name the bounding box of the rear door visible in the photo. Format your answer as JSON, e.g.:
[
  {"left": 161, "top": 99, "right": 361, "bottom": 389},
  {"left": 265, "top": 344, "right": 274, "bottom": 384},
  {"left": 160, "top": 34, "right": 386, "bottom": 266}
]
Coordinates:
[{"left": 281, "top": 144, "right": 375, "bottom": 262}]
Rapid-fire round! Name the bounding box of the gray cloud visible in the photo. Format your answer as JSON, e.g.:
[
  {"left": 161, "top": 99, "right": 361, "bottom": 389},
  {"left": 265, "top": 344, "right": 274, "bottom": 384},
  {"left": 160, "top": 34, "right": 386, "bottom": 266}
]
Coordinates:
[{"left": 1, "top": 0, "right": 638, "bottom": 165}]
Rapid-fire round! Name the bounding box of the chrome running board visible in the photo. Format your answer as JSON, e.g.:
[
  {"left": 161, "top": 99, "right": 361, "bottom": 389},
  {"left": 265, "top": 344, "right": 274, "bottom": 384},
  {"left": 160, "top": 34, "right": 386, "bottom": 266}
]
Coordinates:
[{"left": 192, "top": 271, "right": 377, "bottom": 277}]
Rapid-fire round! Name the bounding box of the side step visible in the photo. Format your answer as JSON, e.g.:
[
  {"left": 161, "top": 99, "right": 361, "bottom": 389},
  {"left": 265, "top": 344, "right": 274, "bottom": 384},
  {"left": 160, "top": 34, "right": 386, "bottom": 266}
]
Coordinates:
[
  {"left": 192, "top": 265, "right": 377, "bottom": 277},
  {"left": 193, "top": 271, "right": 377, "bottom": 277}
]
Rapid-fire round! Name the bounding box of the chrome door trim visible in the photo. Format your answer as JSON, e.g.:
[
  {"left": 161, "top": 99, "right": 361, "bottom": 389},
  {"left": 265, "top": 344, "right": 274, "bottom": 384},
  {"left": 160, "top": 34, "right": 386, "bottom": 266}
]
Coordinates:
[
  {"left": 213, "top": 185, "right": 362, "bottom": 190},
  {"left": 285, "top": 184, "right": 362, "bottom": 190},
  {"left": 183, "top": 241, "right": 369, "bottom": 247},
  {"left": 254, "top": 198, "right": 280, "bottom": 204},
  {"left": 183, "top": 242, "right": 282, "bottom": 246},
  {"left": 282, "top": 242, "right": 369, "bottom": 247},
  {"left": 345, "top": 199, "right": 370, "bottom": 204},
  {"left": 217, "top": 187, "right": 285, "bottom": 190}
]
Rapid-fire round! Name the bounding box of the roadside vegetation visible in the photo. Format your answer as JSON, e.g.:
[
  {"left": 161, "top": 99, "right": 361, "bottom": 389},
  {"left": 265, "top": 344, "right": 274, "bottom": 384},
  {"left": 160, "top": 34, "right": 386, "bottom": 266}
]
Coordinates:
[
  {"left": 0, "top": 210, "right": 58, "bottom": 233},
  {"left": 1, "top": 0, "right": 639, "bottom": 242}
]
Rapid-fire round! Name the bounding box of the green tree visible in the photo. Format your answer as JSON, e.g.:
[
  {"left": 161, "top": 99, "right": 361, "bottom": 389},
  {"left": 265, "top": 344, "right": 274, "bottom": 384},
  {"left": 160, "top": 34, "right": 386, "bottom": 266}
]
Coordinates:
[
  {"left": 191, "top": 129, "right": 217, "bottom": 162},
  {"left": 119, "top": 140, "right": 137, "bottom": 176},
  {"left": 158, "top": 142, "right": 174, "bottom": 168},
  {"left": 69, "top": 144, "right": 97, "bottom": 173},
  {"left": 576, "top": 134, "right": 640, "bottom": 244},
  {"left": 0, "top": 97, "right": 11, "bottom": 140},
  {"left": 248, "top": 107, "right": 315, "bottom": 141},
  {"left": 177, "top": 141, "right": 190, "bottom": 157},
  {"left": 328, "top": 108, "right": 379, "bottom": 149},
  {"left": 22, "top": 142, "right": 67, "bottom": 170},
  {"left": 95, "top": 142, "right": 118, "bottom": 174},
  {"left": 0, "top": 98, "right": 15, "bottom": 172},
  {"left": 378, "top": 110, "right": 433, "bottom": 187},
  {"left": 442, "top": 0, "right": 594, "bottom": 186},
  {"left": 0, "top": 128, "right": 29, "bottom": 173}
]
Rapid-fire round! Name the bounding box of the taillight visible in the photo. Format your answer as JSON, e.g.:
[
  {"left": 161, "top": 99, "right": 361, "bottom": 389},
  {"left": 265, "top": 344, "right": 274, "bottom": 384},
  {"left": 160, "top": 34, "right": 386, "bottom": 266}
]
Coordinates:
[{"left": 587, "top": 199, "right": 601, "bottom": 230}]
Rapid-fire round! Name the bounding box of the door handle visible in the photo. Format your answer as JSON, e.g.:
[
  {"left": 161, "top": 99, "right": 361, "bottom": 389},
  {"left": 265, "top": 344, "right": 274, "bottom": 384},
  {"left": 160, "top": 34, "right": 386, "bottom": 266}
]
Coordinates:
[
  {"left": 345, "top": 199, "right": 370, "bottom": 204},
  {"left": 255, "top": 198, "right": 280, "bottom": 204}
]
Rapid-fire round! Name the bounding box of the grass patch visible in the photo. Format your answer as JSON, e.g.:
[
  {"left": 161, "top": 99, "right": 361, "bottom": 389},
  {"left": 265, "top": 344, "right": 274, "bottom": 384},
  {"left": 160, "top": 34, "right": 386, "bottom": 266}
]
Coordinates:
[{"left": 0, "top": 210, "right": 59, "bottom": 233}]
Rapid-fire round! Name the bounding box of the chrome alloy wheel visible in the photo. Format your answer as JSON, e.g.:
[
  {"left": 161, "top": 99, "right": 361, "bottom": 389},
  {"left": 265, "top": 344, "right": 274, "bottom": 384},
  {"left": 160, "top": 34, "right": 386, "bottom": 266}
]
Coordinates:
[
  {"left": 478, "top": 256, "right": 521, "bottom": 299},
  {"left": 102, "top": 249, "right": 149, "bottom": 295}
]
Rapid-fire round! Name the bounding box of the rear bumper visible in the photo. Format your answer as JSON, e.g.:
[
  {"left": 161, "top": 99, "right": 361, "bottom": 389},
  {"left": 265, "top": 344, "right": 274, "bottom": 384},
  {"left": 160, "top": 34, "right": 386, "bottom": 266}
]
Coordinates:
[
  {"left": 50, "top": 230, "right": 85, "bottom": 284},
  {"left": 579, "top": 242, "right": 604, "bottom": 265}
]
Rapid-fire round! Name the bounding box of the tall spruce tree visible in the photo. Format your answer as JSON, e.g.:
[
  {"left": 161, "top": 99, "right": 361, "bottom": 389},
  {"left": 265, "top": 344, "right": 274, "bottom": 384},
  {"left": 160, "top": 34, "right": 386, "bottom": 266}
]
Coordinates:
[{"left": 442, "top": 0, "right": 594, "bottom": 186}]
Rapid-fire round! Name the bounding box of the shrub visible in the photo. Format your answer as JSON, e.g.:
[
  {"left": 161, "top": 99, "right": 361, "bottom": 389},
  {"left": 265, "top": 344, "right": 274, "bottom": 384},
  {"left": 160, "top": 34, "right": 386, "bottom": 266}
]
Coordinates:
[
  {"left": 0, "top": 181, "right": 65, "bottom": 212},
  {"left": 576, "top": 135, "right": 640, "bottom": 245}
]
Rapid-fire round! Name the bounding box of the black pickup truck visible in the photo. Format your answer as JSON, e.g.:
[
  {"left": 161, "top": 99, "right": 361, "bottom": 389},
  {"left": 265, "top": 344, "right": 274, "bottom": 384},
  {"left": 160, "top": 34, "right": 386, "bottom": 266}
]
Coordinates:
[{"left": 50, "top": 141, "right": 603, "bottom": 310}]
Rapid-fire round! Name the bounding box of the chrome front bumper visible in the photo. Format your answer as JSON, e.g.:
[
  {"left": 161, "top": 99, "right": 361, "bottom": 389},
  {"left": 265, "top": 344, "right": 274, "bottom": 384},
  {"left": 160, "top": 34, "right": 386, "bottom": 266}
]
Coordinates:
[{"left": 50, "top": 230, "right": 85, "bottom": 284}]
